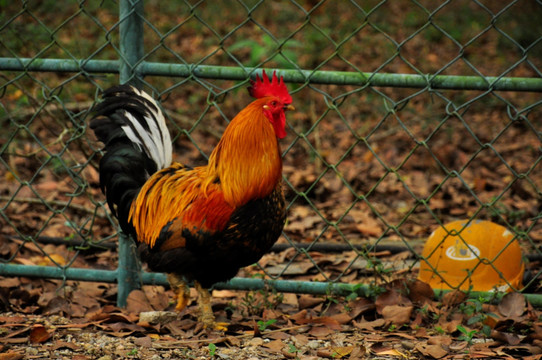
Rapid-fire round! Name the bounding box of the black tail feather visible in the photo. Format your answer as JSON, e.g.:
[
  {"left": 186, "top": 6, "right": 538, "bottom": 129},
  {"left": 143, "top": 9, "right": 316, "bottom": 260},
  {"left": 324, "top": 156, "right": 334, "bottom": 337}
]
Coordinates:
[{"left": 90, "top": 85, "right": 172, "bottom": 234}]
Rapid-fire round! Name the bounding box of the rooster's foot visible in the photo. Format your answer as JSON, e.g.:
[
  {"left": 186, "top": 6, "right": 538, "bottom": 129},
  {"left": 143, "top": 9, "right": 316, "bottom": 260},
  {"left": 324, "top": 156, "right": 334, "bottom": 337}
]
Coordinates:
[
  {"left": 194, "top": 280, "right": 227, "bottom": 331},
  {"left": 166, "top": 273, "right": 190, "bottom": 312}
]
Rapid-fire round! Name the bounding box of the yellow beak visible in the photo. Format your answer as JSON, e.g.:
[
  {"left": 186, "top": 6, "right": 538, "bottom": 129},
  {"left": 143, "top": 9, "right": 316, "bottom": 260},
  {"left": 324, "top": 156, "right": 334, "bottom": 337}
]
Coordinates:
[{"left": 285, "top": 104, "right": 295, "bottom": 111}]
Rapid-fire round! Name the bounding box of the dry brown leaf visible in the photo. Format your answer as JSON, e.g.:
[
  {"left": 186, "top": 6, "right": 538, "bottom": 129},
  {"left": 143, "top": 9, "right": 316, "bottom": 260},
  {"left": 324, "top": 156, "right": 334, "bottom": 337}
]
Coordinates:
[
  {"left": 298, "top": 295, "right": 325, "bottom": 309},
  {"left": 407, "top": 279, "right": 434, "bottom": 306},
  {"left": 289, "top": 309, "right": 308, "bottom": 323},
  {"left": 262, "top": 339, "right": 286, "bottom": 353},
  {"left": 416, "top": 343, "right": 448, "bottom": 359},
  {"left": 375, "top": 288, "right": 411, "bottom": 314},
  {"left": 282, "top": 293, "right": 299, "bottom": 307},
  {"left": 0, "top": 316, "right": 25, "bottom": 323},
  {"left": 438, "top": 312, "right": 464, "bottom": 333},
  {"left": 381, "top": 305, "right": 413, "bottom": 326},
  {"left": 331, "top": 313, "right": 352, "bottom": 325},
  {"left": 0, "top": 278, "right": 21, "bottom": 288},
  {"left": 354, "top": 317, "right": 386, "bottom": 331},
  {"left": 126, "top": 290, "right": 154, "bottom": 314},
  {"left": 265, "top": 331, "right": 290, "bottom": 340},
  {"left": 29, "top": 325, "right": 52, "bottom": 344},
  {"left": 142, "top": 286, "right": 170, "bottom": 310},
  {"left": 348, "top": 297, "right": 375, "bottom": 319},
  {"left": 308, "top": 326, "right": 334, "bottom": 337},
  {"left": 332, "top": 346, "right": 354, "bottom": 358},
  {"left": 491, "top": 329, "right": 521, "bottom": 345},
  {"left": 374, "top": 347, "right": 407, "bottom": 357},
  {"left": 72, "top": 290, "right": 101, "bottom": 310},
  {"left": 498, "top": 292, "right": 526, "bottom": 319},
  {"left": 72, "top": 355, "right": 91, "bottom": 360},
  {"left": 0, "top": 352, "right": 24, "bottom": 360},
  {"left": 291, "top": 334, "right": 309, "bottom": 348},
  {"left": 483, "top": 314, "right": 499, "bottom": 329},
  {"left": 295, "top": 315, "right": 342, "bottom": 330},
  {"left": 427, "top": 335, "right": 453, "bottom": 346},
  {"left": 441, "top": 290, "right": 467, "bottom": 307}
]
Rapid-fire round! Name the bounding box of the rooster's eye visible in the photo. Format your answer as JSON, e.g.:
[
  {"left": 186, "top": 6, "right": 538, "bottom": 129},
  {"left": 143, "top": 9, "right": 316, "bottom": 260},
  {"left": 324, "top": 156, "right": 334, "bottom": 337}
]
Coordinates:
[{"left": 271, "top": 101, "right": 277, "bottom": 106}]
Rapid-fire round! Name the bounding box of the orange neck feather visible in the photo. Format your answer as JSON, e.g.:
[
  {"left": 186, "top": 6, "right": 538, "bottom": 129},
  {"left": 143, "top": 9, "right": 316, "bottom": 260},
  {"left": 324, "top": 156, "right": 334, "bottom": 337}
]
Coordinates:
[{"left": 205, "top": 97, "right": 283, "bottom": 207}]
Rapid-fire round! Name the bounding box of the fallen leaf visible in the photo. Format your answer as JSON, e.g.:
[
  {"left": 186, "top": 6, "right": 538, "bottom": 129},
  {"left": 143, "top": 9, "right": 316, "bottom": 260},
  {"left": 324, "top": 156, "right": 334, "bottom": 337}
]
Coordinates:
[
  {"left": 309, "top": 316, "right": 342, "bottom": 330},
  {"left": 381, "top": 305, "right": 413, "bottom": 326},
  {"left": 29, "top": 325, "right": 52, "bottom": 344},
  {"left": 298, "top": 295, "right": 325, "bottom": 309},
  {"left": 354, "top": 318, "right": 386, "bottom": 331},
  {"left": 416, "top": 343, "right": 448, "bottom": 359},
  {"left": 282, "top": 293, "right": 299, "bottom": 307},
  {"left": 72, "top": 355, "right": 91, "bottom": 360},
  {"left": 262, "top": 339, "right": 286, "bottom": 353},
  {"left": 438, "top": 312, "right": 464, "bottom": 333},
  {"left": 0, "top": 278, "right": 20, "bottom": 288},
  {"left": 427, "top": 335, "right": 453, "bottom": 346},
  {"left": 331, "top": 313, "right": 352, "bottom": 325},
  {"left": 374, "top": 348, "right": 407, "bottom": 357},
  {"left": 308, "top": 326, "right": 334, "bottom": 337},
  {"left": 406, "top": 279, "right": 434, "bottom": 305},
  {"left": 375, "top": 288, "right": 412, "bottom": 314},
  {"left": 491, "top": 329, "right": 521, "bottom": 345},
  {"left": 498, "top": 292, "right": 526, "bottom": 319},
  {"left": 441, "top": 290, "right": 467, "bottom": 307},
  {"left": 330, "top": 346, "right": 354, "bottom": 358},
  {"left": 348, "top": 298, "right": 375, "bottom": 319},
  {"left": 289, "top": 310, "right": 308, "bottom": 323},
  {"left": 0, "top": 352, "right": 24, "bottom": 360},
  {"left": 106, "top": 322, "right": 146, "bottom": 333}
]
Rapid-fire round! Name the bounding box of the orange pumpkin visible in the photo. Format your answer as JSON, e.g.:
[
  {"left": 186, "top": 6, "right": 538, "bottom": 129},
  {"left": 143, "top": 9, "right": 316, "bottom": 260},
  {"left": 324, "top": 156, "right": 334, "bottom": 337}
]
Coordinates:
[{"left": 418, "top": 220, "right": 524, "bottom": 292}]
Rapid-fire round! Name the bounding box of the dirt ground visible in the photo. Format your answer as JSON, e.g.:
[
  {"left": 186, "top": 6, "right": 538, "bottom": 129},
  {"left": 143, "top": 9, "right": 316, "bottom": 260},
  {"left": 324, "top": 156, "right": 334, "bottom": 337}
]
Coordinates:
[
  {"left": 2, "top": 1, "right": 542, "bottom": 359},
  {"left": 2, "top": 244, "right": 542, "bottom": 359}
]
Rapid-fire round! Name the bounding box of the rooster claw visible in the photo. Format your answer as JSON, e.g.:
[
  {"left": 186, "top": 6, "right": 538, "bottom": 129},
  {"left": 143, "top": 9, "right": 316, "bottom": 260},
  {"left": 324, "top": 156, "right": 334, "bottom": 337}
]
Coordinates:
[
  {"left": 211, "top": 322, "right": 229, "bottom": 332},
  {"left": 167, "top": 273, "right": 190, "bottom": 312},
  {"left": 198, "top": 317, "right": 229, "bottom": 332}
]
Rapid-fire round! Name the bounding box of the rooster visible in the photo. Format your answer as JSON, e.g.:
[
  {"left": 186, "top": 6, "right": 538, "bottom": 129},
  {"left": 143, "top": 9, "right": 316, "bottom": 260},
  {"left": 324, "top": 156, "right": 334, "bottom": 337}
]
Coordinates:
[{"left": 90, "top": 71, "right": 294, "bottom": 329}]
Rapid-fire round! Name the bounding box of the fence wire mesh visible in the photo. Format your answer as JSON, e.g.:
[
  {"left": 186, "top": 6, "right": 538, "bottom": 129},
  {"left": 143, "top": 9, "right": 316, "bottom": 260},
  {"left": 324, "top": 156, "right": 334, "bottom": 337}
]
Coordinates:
[{"left": 1, "top": 0, "right": 541, "bottom": 302}]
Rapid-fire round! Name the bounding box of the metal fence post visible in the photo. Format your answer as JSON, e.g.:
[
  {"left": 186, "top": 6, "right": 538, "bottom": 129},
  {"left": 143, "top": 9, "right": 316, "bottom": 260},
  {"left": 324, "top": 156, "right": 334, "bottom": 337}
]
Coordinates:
[{"left": 116, "top": 0, "right": 145, "bottom": 308}]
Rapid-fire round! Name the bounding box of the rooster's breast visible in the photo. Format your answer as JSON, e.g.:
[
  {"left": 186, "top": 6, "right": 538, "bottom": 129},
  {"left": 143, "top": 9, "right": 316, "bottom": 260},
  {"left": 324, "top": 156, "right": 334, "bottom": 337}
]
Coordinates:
[{"left": 139, "top": 184, "right": 286, "bottom": 288}]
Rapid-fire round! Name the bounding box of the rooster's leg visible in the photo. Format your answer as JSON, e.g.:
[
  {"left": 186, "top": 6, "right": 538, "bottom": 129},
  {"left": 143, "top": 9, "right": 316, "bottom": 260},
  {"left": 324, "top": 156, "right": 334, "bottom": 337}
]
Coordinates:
[
  {"left": 167, "top": 273, "right": 190, "bottom": 312},
  {"left": 194, "top": 280, "right": 214, "bottom": 326},
  {"left": 194, "top": 281, "right": 228, "bottom": 331}
]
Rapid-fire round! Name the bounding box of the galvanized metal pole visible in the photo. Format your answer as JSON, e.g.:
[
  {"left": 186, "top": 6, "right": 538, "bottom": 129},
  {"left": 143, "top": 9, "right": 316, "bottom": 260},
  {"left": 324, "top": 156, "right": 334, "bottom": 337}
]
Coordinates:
[
  {"left": 116, "top": 0, "right": 145, "bottom": 307},
  {"left": 119, "top": 0, "right": 144, "bottom": 87}
]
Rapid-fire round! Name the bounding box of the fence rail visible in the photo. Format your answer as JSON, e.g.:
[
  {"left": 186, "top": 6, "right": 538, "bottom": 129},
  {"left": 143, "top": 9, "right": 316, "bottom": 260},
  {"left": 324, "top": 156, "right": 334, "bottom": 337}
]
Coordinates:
[
  {"left": 3, "top": 57, "right": 542, "bottom": 92},
  {"left": 1, "top": 0, "right": 541, "bottom": 307}
]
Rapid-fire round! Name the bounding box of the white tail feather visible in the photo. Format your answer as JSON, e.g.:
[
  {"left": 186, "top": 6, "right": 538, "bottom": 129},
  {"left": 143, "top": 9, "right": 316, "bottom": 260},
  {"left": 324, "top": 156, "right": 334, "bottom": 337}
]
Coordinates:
[{"left": 120, "top": 87, "right": 172, "bottom": 170}]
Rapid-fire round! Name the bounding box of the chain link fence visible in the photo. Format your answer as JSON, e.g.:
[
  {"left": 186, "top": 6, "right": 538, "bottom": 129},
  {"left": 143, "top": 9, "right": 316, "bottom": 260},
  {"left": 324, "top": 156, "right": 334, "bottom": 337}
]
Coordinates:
[{"left": 1, "top": 0, "right": 541, "bottom": 305}]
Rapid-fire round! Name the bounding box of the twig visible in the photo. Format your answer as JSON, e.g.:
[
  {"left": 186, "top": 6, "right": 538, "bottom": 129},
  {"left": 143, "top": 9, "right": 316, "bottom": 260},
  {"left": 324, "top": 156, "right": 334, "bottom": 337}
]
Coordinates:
[{"left": 153, "top": 325, "right": 309, "bottom": 348}]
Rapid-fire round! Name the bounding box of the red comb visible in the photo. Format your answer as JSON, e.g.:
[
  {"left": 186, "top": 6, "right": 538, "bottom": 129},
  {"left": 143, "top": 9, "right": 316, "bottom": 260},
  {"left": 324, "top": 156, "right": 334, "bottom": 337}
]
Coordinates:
[{"left": 248, "top": 70, "right": 292, "bottom": 104}]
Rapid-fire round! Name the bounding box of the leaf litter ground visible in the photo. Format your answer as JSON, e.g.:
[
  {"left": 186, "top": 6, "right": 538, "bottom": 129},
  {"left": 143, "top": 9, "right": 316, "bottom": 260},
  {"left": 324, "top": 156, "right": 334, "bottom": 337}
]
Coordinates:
[
  {"left": 2, "top": 2, "right": 542, "bottom": 359},
  {"left": 2, "top": 244, "right": 542, "bottom": 359}
]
